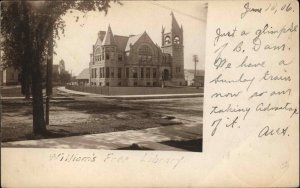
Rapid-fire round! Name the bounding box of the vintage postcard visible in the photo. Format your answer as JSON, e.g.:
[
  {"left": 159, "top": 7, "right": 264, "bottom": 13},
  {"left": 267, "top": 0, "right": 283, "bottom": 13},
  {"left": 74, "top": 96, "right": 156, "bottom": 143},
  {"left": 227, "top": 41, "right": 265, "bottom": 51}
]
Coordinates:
[{"left": 1, "top": 0, "right": 299, "bottom": 187}]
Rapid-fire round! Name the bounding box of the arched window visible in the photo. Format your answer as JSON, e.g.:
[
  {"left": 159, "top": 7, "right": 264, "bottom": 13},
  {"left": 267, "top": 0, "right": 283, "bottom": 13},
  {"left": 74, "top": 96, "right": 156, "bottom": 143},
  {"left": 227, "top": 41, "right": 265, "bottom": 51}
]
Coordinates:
[
  {"left": 165, "top": 36, "right": 171, "bottom": 44},
  {"left": 95, "top": 47, "right": 101, "bottom": 54},
  {"left": 173, "top": 36, "right": 180, "bottom": 44},
  {"left": 138, "top": 45, "right": 152, "bottom": 55},
  {"left": 138, "top": 45, "right": 152, "bottom": 63}
]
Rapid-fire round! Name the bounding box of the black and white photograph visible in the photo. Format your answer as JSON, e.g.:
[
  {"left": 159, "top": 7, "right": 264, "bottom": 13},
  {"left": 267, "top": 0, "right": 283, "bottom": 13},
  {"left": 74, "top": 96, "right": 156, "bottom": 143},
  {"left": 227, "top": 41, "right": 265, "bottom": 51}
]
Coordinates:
[
  {"left": 1, "top": 0, "right": 299, "bottom": 187},
  {"left": 1, "top": 1, "right": 207, "bottom": 152}
]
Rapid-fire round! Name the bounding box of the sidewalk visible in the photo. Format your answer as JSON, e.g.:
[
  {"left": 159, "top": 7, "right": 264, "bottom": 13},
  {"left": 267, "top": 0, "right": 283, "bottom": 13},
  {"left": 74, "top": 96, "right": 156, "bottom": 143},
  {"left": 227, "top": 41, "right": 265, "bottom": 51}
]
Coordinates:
[
  {"left": 57, "top": 86, "right": 203, "bottom": 99},
  {"left": 1, "top": 120, "right": 202, "bottom": 151},
  {"left": 1, "top": 96, "right": 74, "bottom": 100}
]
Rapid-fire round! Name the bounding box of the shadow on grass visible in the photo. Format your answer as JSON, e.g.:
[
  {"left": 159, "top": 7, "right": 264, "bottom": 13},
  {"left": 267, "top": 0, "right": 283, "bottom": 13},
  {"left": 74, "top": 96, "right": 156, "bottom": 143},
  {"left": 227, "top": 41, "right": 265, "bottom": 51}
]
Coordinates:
[
  {"left": 117, "top": 143, "right": 153, "bottom": 150},
  {"left": 159, "top": 139, "right": 202, "bottom": 152},
  {"left": 115, "top": 139, "right": 202, "bottom": 152},
  {"left": 54, "top": 100, "right": 136, "bottom": 115}
]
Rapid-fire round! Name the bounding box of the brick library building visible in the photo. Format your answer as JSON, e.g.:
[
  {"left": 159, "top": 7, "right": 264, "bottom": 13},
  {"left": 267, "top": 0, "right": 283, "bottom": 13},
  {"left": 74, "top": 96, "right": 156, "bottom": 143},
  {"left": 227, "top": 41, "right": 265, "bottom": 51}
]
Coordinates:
[{"left": 89, "top": 12, "right": 186, "bottom": 87}]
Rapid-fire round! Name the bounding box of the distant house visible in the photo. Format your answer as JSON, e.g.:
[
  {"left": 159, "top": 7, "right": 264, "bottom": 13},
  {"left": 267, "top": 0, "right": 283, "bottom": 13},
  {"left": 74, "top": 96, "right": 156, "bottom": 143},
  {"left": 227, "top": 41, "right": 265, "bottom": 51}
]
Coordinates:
[
  {"left": 184, "top": 69, "right": 205, "bottom": 87},
  {"left": 1, "top": 66, "right": 20, "bottom": 86},
  {"left": 1, "top": 60, "right": 69, "bottom": 86},
  {"left": 76, "top": 68, "right": 90, "bottom": 85}
]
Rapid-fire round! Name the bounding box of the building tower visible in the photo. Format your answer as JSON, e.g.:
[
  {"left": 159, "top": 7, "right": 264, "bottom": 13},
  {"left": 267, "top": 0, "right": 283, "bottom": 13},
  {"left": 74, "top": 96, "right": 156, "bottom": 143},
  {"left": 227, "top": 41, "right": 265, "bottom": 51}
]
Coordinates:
[
  {"left": 58, "top": 59, "right": 65, "bottom": 74},
  {"left": 101, "top": 25, "right": 117, "bottom": 86},
  {"left": 161, "top": 12, "right": 185, "bottom": 85}
]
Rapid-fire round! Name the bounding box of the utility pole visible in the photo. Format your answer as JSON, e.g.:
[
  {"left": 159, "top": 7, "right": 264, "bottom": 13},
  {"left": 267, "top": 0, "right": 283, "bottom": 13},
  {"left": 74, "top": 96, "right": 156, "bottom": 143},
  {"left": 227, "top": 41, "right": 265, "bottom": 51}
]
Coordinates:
[
  {"left": 193, "top": 55, "right": 199, "bottom": 88},
  {"left": 45, "top": 28, "right": 53, "bottom": 125},
  {"left": 193, "top": 55, "right": 199, "bottom": 77}
]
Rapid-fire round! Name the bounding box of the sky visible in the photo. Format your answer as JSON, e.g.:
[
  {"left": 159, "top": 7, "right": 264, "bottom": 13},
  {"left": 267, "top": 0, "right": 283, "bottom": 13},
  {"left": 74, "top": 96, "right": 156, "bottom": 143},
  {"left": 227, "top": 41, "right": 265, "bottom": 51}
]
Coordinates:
[{"left": 53, "top": 1, "right": 207, "bottom": 76}]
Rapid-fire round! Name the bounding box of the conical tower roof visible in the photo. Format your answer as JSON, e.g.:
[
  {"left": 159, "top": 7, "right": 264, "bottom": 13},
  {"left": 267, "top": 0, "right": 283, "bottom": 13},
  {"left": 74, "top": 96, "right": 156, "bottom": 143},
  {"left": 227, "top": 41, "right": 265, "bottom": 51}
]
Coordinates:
[
  {"left": 102, "top": 25, "right": 117, "bottom": 46},
  {"left": 171, "top": 11, "right": 181, "bottom": 32}
]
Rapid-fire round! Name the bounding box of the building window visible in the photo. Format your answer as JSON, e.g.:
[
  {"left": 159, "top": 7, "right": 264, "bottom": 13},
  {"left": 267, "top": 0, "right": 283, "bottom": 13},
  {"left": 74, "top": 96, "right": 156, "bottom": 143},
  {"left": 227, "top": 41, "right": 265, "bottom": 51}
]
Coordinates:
[
  {"left": 110, "top": 68, "right": 114, "bottom": 78},
  {"left": 134, "top": 82, "right": 137, "bottom": 86},
  {"left": 118, "top": 54, "right": 122, "bottom": 61},
  {"left": 132, "top": 68, "right": 137, "bottom": 78},
  {"left": 146, "top": 67, "right": 150, "bottom": 78},
  {"left": 139, "top": 45, "right": 151, "bottom": 55},
  {"left": 174, "top": 36, "right": 180, "bottom": 44},
  {"left": 118, "top": 68, "right": 122, "bottom": 78},
  {"left": 153, "top": 68, "right": 157, "bottom": 78},
  {"left": 99, "top": 68, "right": 102, "bottom": 78},
  {"left": 95, "top": 47, "right": 101, "bottom": 54},
  {"left": 147, "top": 82, "right": 151, "bottom": 86},
  {"left": 110, "top": 52, "right": 115, "bottom": 61},
  {"left": 165, "top": 36, "right": 171, "bottom": 44},
  {"left": 106, "top": 82, "right": 109, "bottom": 86},
  {"left": 138, "top": 45, "right": 152, "bottom": 63},
  {"left": 141, "top": 67, "right": 144, "bottom": 78},
  {"left": 153, "top": 82, "right": 158, "bottom": 86},
  {"left": 106, "top": 67, "right": 110, "bottom": 78},
  {"left": 118, "top": 82, "right": 121, "bottom": 86},
  {"left": 106, "top": 53, "right": 110, "bottom": 60},
  {"left": 126, "top": 67, "right": 129, "bottom": 78},
  {"left": 96, "top": 55, "right": 101, "bottom": 61},
  {"left": 99, "top": 82, "right": 102, "bottom": 86},
  {"left": 91, "top": 68, "right": 97, "bottom": 78}
]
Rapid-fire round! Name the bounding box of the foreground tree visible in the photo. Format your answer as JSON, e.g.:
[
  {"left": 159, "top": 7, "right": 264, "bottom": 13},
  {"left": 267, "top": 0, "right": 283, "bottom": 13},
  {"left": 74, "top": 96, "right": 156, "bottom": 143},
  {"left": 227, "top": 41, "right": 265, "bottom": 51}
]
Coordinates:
[{"left": 1, "top": 0, "right": 114, "bottom": 135}]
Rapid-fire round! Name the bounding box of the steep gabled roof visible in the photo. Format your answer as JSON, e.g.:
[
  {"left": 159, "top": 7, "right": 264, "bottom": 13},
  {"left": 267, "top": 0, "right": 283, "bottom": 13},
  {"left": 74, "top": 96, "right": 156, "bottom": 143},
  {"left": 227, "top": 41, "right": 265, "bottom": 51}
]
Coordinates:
[
  {"left": 102, "top": 25, "right": 117, "bottom": 46},
  {"left": 125, "top": 33, "right": 143, "bottom": 51},
  {"left": 95, "top": 38, "right": 102, "bottom": 46},
  {"left": 95, "top": 31, "right": 106, "bottom": 46},
  {"left": 114, "top": 35, "right": 129, "bottom": 51},
  {"left": 93, "top": 29, "right": 130, "bottom": 51},
  {"left": 76, "top": 68, "right": 90, "bottom": 80}
]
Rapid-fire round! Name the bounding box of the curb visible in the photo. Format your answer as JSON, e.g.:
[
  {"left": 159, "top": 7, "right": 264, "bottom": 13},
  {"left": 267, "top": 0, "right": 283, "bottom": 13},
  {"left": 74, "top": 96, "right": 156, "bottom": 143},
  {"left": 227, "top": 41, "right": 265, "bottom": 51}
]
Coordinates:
[
  {"left": 103, "top": 94, "right": 203, "bottom": 100},
  {"left": 58, "top": 87, "right": 204, "bottom": 100}
]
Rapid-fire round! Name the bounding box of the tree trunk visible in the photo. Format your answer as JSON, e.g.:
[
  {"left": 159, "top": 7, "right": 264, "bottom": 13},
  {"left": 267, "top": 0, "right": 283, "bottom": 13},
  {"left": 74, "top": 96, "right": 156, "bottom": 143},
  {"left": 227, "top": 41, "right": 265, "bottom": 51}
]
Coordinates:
[
  {"left": 21, "top": 64, "right": 31, "bottom": 99},
  {"left": 31, "top": 44, "right": 46, "bottom": 135}
]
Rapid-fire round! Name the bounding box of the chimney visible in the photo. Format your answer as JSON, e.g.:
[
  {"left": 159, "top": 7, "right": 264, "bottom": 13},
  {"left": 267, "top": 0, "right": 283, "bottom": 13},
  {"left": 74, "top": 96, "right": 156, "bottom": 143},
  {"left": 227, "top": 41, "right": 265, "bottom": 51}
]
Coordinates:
[{"left": 98, "top": 31, "right": 106, "bottom": 41}]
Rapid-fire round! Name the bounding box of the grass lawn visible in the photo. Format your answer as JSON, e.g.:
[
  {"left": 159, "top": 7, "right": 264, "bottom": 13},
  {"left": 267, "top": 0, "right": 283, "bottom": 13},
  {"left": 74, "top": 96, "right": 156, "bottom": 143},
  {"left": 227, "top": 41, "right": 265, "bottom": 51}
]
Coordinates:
[
  {"left": 1, "top": 86, "right": 23, "bottom": 97},
  {"left": 1, "top": 85, "right": 62, "bottom": 97},
  {"left": 1, "top": 99, "right": 180, "bottom": 142}
]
